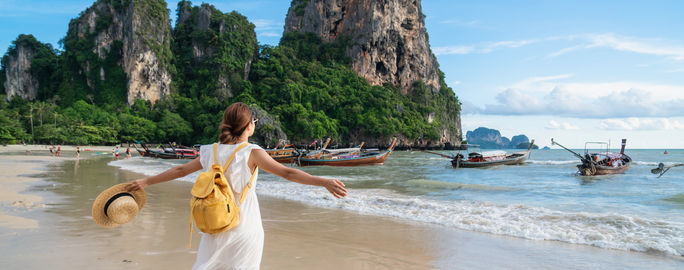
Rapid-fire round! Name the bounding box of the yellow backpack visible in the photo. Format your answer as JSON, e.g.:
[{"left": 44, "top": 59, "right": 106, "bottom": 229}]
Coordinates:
[{"left": 188, "top": 142, "right": 258, "bottom": 247}]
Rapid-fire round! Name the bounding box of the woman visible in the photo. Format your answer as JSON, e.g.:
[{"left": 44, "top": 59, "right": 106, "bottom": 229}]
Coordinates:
[{"left": 126, "top": 102, "right": 347, "bottom": 269}]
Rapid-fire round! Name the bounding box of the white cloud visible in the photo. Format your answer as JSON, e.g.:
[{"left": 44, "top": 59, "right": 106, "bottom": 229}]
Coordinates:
[
  {"left": 546, "top": 120, "right": 579, "bottom": 130},
  {"left": 451, "top": 81, "right": 462, "bottom": 85},
  {"left": 437, "top": 33, "right": 684, "bottom": 61},
  {"left": 460, "top": 100, "right": 482, "bottom": 114},
  {"left": 547, "top": 45, "right": 584, "bottom": 58},
  {"left": 434, "top": 39, "right": 539, "bottom": 55},
  {"left": 586, "top": 33, "right": 684, "bottom": 61},
  {"left": 598, "top": 118, "right": 684, "bottom": 130},
  {"left": 433, "top": 46, "right": 475, "bottom": 55},
  {"left": 472, "top": 77, "right": 684, "bottom": 118},
  {"left": 511, "top": 74, "right": 573, "bottom": 90}
]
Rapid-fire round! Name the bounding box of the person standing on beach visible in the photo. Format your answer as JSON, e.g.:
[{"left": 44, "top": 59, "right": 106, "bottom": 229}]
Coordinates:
[
  {"left": 126, "top": 102, "right": 347, "bottom": 269},
  {"left": 75, "top": 146, "right": 80, "bottom": 159},
  {"left": 126, "top": 147, "right": 131, "bottom": 159},
  {"left": 56, "top": 145, "right": 61, "bottom": 157},
  {"left": 49, "top": 145, "right": 54, "bottom": 156}
]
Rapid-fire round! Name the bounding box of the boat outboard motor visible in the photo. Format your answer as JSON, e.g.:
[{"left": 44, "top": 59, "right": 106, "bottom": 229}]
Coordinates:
[{"left": 620, "top": 139, "right": 627, "bottom": 155}]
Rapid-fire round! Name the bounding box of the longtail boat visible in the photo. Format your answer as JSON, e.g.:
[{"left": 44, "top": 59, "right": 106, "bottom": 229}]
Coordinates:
[
  {"left": 266, "top": 144, "right": 298, "bottom": 163},
  {"left": 651, "top": 162, "right": 684, "bottom": 178},
  {"left": 422, "top": 140, "right": 535, "bottom": 168},
  {"left": 265, "top": 138, "right": 332, "bottom": 164},
  {"left": 297, "top": 138, "right": 396, "bottom": 166},
  {"left": 552, "top": 138, "right": 631, "bottom": 176},
  {"left": 137, "top": 142, "right": 198, "bottom": 159}
]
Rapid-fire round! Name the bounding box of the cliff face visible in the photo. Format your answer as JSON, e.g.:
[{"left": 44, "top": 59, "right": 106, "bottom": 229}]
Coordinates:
[
  {"left": 284, "top": 0, "right": 441, "bottom": 94},
  {"left": 65, "top": 0, "right": 172, "bottom": 105},
  {"left": 173, "top": 1, "right": 258, "bottom": 100},
  {"left": 2, "top": 34, "right": 59, "bottom": 101},
  {"left": 3, "top": 43, "right": 39, "bottom": 100}
]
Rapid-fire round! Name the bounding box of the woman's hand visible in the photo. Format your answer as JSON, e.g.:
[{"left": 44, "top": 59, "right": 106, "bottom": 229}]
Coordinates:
[
  {"left": 324, "top": 178, "right": 347, "bottom": 198},
  {"left": 126, "top": 178, "right": 149, "bottom": 192}
]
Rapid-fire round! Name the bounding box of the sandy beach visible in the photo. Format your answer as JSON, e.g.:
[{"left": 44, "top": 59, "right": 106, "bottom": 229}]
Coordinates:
[{"left": 1, "top": 145, "right": 682, "bottom": 269}]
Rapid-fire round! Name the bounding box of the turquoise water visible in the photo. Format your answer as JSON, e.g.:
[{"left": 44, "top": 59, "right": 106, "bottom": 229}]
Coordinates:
[{"left": 110, "top": 148, "right": 684, "bottom": 257}]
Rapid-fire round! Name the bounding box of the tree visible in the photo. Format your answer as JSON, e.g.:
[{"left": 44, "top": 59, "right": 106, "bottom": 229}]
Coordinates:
[{"left": 156, "top": 110, "right": 192, "bottom": 144}]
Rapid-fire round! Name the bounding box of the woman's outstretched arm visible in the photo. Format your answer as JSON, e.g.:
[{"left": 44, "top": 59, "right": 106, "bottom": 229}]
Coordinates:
[
  {"left": 126, "top": 157, "right": 203, "bottom": 191},
  {"left": 249, "top": 149, "right": 347, "bottom": 198}
]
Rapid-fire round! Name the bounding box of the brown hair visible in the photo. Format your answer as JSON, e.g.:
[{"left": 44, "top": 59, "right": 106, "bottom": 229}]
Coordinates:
[{"left": 218, "top": 102, "right": 253, "bottom": 144}]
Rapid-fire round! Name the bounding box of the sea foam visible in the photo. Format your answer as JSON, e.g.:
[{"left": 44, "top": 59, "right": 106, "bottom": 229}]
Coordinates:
[{"left": 109, "top": 157, "right": 684, "bottom": 257}]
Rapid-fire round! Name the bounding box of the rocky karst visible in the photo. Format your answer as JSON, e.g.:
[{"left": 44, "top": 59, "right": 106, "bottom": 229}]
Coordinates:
[
  {"left": 284, "top": 0, "right": 441, "bottom": 94},
  {"left": 2, "top": 39, "right": 40, "bottom": 100},
  {"left": 65, "top": 0, "right": 173, "bottom": 105},
  {"left": 173, "top": 1, "right": 258, "bottom": 100}
]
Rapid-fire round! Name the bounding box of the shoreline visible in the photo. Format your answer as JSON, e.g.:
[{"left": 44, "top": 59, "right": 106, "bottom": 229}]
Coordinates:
[{"left": 1, "top": 149, "right": 682, "bottom": 269}]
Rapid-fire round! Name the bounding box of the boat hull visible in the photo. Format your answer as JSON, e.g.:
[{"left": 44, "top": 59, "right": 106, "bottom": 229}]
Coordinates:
[
  {"left": 577, "top": 155, "right": 632, "bottom": 176},
  {"left": 452, "top": 151, "right": 530, "bottom": 168},
  {"left": 298, "top": 151, "right": 391, "bottom": 166}
]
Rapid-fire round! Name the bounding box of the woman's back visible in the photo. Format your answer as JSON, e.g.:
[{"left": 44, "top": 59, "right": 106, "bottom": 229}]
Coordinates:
[{"left": 194, "top": 143, "right": 264, "bottom": 270}]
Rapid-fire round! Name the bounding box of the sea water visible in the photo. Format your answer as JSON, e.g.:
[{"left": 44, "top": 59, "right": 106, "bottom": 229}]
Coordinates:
[{"left": 109, "top": 149, "right": 684, "bottom": 258}]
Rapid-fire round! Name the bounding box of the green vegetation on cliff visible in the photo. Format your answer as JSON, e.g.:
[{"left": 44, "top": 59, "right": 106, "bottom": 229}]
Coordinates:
[
  {"left": 172, "top": 1, "right": 257, "bottom": 100},
  {"left": 247, "top": 32, "right": 460, "bottom": 143},
  {"left": 0, "top": 1, "right": 460, "bottom": 147}
]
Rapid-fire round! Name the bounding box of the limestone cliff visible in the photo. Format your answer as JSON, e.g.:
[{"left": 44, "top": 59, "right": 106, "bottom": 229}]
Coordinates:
[
  {"left": 64, "top": 0, "right": 172, "bottom": 105},
  {"left": 173, "top": 1, "right": 258, "bottom": 100},
  {"left": 2, "top": 40, "right": 39, "bottom": 100},
  {"left": 2, "top": 34, "right": 60, "bottom": 101},
  {"left": 284, "top": 0, "right": 441, "bottom": 94},
  {"left": 249, "top": 105, "right": 289, "bottom": 146}
]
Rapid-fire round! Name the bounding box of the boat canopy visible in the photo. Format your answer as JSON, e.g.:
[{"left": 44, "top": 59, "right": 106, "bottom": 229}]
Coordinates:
[
  {"left": 479, "top": 150, "right": 507, "bottom": 158},
  {"left": 323, "top": 148, "right": 361, "bottom": 154},
  {"left": 595, "top": 152, "right": 623, "bottom": 159}
]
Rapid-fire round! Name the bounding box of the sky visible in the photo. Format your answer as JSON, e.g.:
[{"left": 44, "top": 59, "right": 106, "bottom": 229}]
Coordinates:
[{"left": 1, "top": 0, "right": 684, "bottom": 148}]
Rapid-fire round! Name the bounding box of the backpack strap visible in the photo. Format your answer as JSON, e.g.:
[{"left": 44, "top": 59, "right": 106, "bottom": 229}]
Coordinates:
[
  {"left": 212, "top": 143, "right": 219, "bottom": 165},
  {"left": 239, "top": 166, "right": 258, "bottom": 204}
]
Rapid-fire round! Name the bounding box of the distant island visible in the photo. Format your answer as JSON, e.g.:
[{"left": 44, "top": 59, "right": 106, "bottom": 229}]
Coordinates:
[{"left": 465, "top": 127, "right": 538, "bottom": 149}]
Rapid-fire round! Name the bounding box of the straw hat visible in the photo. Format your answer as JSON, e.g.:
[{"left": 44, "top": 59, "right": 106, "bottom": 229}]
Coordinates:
[{"left": 92, "top": 183, "right": 146, "bottom": 228}]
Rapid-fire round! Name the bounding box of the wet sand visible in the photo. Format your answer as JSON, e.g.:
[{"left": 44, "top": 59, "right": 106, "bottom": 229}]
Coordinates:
[{"left": 1, "top": 148, "right": 683, "bottom": 269}]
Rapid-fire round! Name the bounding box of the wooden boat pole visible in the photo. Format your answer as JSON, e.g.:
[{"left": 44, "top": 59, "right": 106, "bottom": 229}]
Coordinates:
[
  {"left": 322, "top": 138, "right": 331, "bottom": 150},
  {"left": 551, "top": 138, "right": 593, "bottom": 164},
  {"left": 652, "top": 162, "right": 684, "bottom": 178}
]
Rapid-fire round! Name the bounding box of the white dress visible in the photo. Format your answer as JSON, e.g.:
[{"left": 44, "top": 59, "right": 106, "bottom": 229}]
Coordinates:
[{"left": 193, "top": 143, "right": 264, "bottom": 270}]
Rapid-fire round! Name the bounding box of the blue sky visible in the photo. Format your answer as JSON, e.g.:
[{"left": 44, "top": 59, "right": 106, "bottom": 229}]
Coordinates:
[{"left": 2, "top": 0, "right": 684, "bottom": 148}]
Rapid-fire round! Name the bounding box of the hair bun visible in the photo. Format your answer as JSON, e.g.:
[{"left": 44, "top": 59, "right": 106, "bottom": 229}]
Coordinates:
[{"left": 218, "top": 102, "right": 253, "bottom": 143}]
